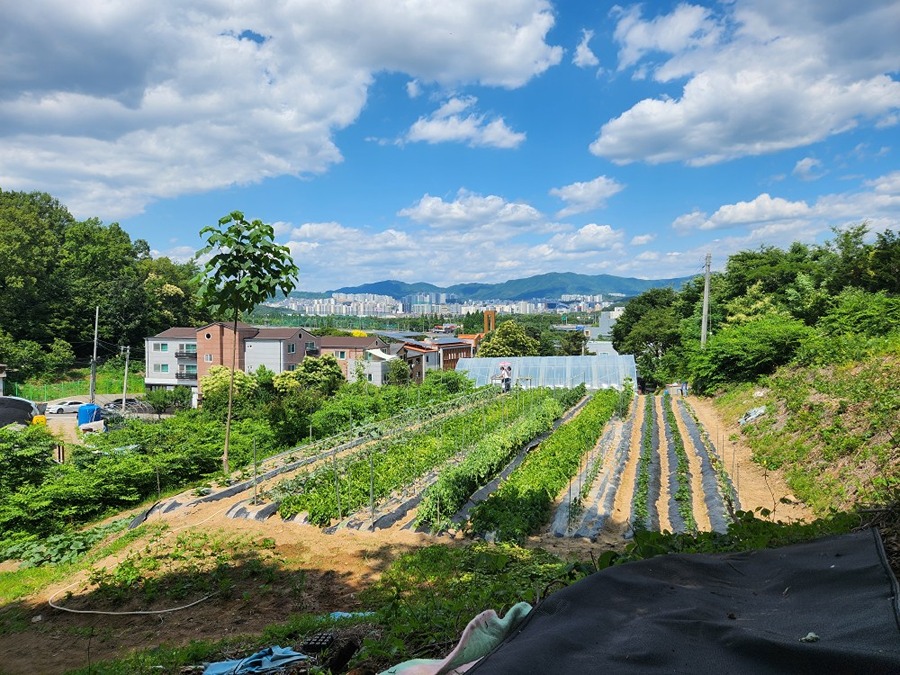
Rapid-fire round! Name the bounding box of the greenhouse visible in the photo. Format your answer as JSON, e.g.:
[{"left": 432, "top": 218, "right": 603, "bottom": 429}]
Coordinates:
[{"left": 454, "top": 354, "right": 637, "bottom": 391}]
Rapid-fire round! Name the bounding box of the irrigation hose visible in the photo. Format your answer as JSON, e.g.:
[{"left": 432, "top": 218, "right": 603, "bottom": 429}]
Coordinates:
[
  {"left": 46, "top": 502, "right": 233, "bottom": 616},
  {"left": 48, "top": 582, "right": 217, "bottom": 616}
]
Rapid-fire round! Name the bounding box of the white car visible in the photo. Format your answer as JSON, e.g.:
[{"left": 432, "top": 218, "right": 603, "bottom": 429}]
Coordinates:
[{"left": 47, "top": 400, "right": 86, "bottom": 414}]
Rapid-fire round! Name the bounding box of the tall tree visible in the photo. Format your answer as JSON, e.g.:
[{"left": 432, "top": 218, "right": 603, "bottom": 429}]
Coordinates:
[
  {"left": 196, "top": 211, "right": 299, "bottom": 474},
  {"left": 478, "top": 320, "right": 540, "bottom": 357},
  {"left": 0, "top": 190, "right": 73, "bottom": 344}
]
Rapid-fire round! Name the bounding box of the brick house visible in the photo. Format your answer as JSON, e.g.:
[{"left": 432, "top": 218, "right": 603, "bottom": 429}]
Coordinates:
[{"left": 430, "top": 337, "right": 475, "bottom": 370}]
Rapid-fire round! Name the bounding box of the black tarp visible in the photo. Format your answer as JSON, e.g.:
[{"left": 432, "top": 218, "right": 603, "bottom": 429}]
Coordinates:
[
  {"left": 469, "top": 528, "right": 900, "bottom": 674},
  {"left": 0, "top": 396, "right": 35, "bottom": 426}
]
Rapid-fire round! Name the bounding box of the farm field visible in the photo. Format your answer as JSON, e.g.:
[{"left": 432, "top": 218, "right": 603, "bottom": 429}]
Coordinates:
[{"left": 0, "top": 387, "right": 813, "bottom": 674}]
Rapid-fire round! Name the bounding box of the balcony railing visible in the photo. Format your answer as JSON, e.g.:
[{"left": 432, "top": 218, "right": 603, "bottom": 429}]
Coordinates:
[
  {"left": 175, "top": 350, "right": 198, "bottom": 358},
  {"left": 175, "top": 371, "right": 198, "bottom": 380}
]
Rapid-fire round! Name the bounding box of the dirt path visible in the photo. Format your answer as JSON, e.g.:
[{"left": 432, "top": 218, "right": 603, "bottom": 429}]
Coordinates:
[
  {"left": 685, "top": 395, "right": 812, "bottom": 523},
  {"left": 652, "top": 396, "right": 674, "bottom": 533}
]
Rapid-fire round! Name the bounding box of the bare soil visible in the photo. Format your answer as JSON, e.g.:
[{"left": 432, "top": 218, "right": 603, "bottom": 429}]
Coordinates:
[
  {"left": 1, "top": 394, "right": 815, "bottom": 674},
  {"left": 685, "top": 394, "right": 813, "bottom": 523}
]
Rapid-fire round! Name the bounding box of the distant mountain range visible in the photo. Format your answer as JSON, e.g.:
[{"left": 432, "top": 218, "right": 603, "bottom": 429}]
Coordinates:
[{"left": 301, "top": 271, "right": 695, "bottom": 302}]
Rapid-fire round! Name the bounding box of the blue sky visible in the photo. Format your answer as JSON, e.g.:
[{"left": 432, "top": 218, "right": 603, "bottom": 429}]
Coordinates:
[{"left": 2, "top": 1, "right": 899, "bottom": 292}]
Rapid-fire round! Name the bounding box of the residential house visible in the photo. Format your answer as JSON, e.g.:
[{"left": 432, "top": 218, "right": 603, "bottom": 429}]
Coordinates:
[
  {"left": 145, "top": 327, "right": 200, "bottom": 391},
  {"left": 456, "top": 333, "right": 485, "bottom": 353},
  {"left": 146, "top": 323, "right": 320, "bottom": 395},
  {"left": 348, "top": 348, "right": 398, "bottom": 386},
  {"left": 397, "top": 341, "right": 441, "bottom": 384},
  {"left": 318, "top": 336, "right": 388, "bottom": 379},
  {"left": 430, "top": 337, "right": 474, "bottom": 370},
  {"left": 245, "top": 327, "right": 318, "bottom": 374}
]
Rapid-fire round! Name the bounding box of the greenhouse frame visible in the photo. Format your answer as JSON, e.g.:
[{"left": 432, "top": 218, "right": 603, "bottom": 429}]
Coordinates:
[{"left": 454, "top": 354, "right": 637, "bottom": 391}]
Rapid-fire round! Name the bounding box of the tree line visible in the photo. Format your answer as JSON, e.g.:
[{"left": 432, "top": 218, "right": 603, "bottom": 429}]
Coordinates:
[
  {"left": 611, "top": 224, "right": 900, "bottom": 392},
  {"left": 0, "top": 189, "right": 209, "bottom": 382}
]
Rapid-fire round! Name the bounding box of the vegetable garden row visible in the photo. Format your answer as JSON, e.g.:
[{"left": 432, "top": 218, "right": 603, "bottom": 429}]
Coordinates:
[
  {"left": 157, "top": 384, "right": 740, "bottom": 545},
  {"left": 258, "top": 385, "right": 594, "bottom": 534},
  {"left": 551, "top": 390, "right": 740, "bottom": 540}
]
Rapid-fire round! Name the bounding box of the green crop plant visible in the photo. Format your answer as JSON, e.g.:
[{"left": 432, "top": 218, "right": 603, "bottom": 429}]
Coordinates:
[
  {"left": 661, "top": 392, "right": 697, "bottom": 532},
  {"left": 631, "top": 395, "right": 654, "bottom": 530},
  {"left": 416, "top": 396, "right": 563, "bottom": 530},
  {"left": 274, "top": 388, "right": 558, "bottom": 525},
  {"left": 469, "top": 390, "right": 619, "bottom": 541}
]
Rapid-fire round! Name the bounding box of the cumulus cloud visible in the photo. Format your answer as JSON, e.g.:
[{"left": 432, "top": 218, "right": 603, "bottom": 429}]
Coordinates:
[
  {"left": 573, "top": 29, "right": 600, "bottom": 68},
  {"left": 405, "top": 96, "right": 526, "bottom": 148},
  {"left": 630, "top": 233, "right": 655, "bottom": 245},
  {"left": 676, "top": 193, "right": 811, "bottom": 231},
  {"left": 0, "top": 0, "right": 560, "bottom": 219},
  {"left": 550, "top": 175, "right": 624, "bottom": 217},
  {"left": 398, "top": 189, "right": 543, "bottom": 233},
  {"left": 612, "top": 3, "right": 719, "bottom": 71},
  {"left": 793, "top": 157, "right": 825, "bottom": 181},
  {"left": 592, "top": 1, "right": 900, "bottom": 165},
  {"left": 547, "top": 223, "right": 624, "bottom": 253}
]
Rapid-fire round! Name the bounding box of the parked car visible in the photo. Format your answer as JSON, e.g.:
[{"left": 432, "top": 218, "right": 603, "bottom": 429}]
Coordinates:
[{"left": 46, "top": 400, "right": 86, "bottom": 414}]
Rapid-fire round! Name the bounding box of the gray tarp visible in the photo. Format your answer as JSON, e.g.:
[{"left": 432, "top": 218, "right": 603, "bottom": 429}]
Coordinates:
[{"left": 469, "top": 528, "right": 900, "bottom": 674}]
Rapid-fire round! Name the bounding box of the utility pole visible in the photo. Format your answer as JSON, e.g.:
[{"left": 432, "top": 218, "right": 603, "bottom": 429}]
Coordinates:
[
  {"left": 89, "top": 306, "right": 99, "bottom": 404},
  {"left": 700, "top": 253, "right": 711, "bottom": 348},
  {"left": 120, "top": 345, "right": 130, "bottom": 414}
]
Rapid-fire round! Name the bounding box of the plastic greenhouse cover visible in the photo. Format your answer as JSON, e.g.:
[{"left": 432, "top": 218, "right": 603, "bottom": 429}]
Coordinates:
[{"left": 454, "top": 355, "right": 636, "bottom": 390}]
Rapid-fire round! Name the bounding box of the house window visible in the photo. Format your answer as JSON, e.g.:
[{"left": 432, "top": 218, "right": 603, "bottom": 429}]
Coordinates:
[
  {"left": 153, "top": 363, "right": 169, "bottom": 373},
  {"left": 179, "top": 343, "right": 197, "bottom": 353},
  {"left": 287, "top": 364, "right": 297, "bottom": 371},
  {"left": 338, "top": 351, "right": 346, "bottom": 359},
  {"left": 183, "top": 365, "right": 197, "bottom": 375},
  {"left": 305, "top": 341, "right": 316, "bottom": 350},
  {"left": 367, "top": 374, "right": 373, "bottom": 382},
  {"left": 204, "top": 354, "right": 213, "bottom": 363},
  {"left": 153, "top": 343, "right": 169, "bottom": 352},
  {"left": 288, "top": 343, "right": 296, "bottom": 354}
]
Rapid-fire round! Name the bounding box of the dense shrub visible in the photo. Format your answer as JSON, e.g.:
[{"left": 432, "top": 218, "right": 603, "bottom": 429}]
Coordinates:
[{"left": 689, "top": 316, "right": 812, "bottom": 394}]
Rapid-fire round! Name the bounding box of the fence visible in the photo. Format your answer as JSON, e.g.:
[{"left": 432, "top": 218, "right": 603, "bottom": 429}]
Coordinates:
[{"left": 12, "top": 374, "right": 146, "bottom": 402}]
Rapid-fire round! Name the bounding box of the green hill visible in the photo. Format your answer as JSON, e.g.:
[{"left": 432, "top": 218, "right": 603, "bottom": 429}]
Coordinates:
[{"left": 324, "top": 271, "right": 692, "bottom": 301}]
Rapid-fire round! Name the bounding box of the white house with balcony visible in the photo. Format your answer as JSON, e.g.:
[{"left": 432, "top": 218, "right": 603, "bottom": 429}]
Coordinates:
[{"left": 145, "top": 327, "right": 199, "bottom": 391}]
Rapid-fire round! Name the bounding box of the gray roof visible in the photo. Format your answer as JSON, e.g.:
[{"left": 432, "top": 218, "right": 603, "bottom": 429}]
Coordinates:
[
  {"left": 249, "top": 327, "right": 312, "bottom": 340},
  {"left": 150, "top": 327, "right": 198, "bottom": 339},
  {"left": 319, "top": 336, "right": 384, "bottom": 348}
]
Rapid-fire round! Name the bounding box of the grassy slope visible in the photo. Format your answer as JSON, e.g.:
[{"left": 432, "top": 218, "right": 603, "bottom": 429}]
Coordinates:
[{"left": 713, "top": 343, "right": 899, "bottom": 515}]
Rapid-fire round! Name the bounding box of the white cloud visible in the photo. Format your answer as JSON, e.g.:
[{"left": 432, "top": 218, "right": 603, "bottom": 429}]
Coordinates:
[
  {"left": 406, "top": 80, "right": 422, "bottom": 98},
  {"left": 592, "top": 1, "right": 900, "bottom": 165},
  {"left": 275, "top": 169, "right": 900, "bottom": 289},
  {"left": 793, "top": 157, "right": 825, "bottom": 181},
  {"left": 690, "top": 194, "right": 811, "bottom": 231},
  {"left": 867, "top": 170, "right": 900, "bottom": 195},
  {"left": 669, "top": 171, "right": 900, "bottom": 254},
  {"left": 550, "top": 175, "right": 624, "bottom": 217},
  {"left": 547, "top": 223, "right": 624, "bottom": 253},
  {"left": 612, "top": 3, "right": 719, "bottom": 71},
  {"left": 0, "top": 0, "right": 560, "bottom": 219},
  {"left": 406, "top": 96, "right": 526, "bottom": 148},
  {"left": 573, "top": 29, "right": 600, "bottom": 68},
  {"left": 398, "top": 189, "right": 543, "bottom": 233},
  {"left": 290, "top": 222, "right": 360, "bottom": 241}
]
